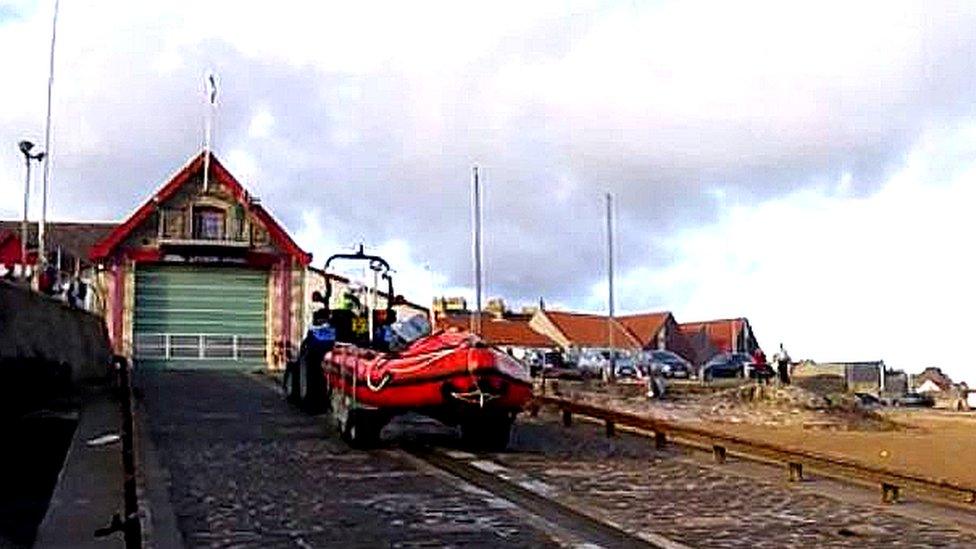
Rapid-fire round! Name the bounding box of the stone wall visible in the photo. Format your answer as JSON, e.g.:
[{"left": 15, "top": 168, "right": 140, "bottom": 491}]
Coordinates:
[{"left": 0, "top": 280, "right": 111, "bottom": 382}]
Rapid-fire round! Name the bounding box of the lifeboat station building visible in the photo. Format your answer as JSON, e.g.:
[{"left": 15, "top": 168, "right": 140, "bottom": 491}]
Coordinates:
[{"left": 87, "top": 151, "right": 311, "bottom": 371}]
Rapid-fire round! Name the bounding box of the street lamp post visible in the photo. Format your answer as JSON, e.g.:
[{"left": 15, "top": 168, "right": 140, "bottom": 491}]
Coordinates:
[{"left": 18, "top": 140, "right": 45, "bottom": 280}]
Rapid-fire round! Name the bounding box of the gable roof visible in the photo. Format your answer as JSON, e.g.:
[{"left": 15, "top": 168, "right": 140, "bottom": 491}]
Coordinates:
[
  {"left": 914, "top": 367, "right": 952, "bottom": 391},
  {"left": 0, "top": 221, "right": 117, "bottom": 267},
  {"left": 542, "top": 311, "right": 641, "bottom": 349},
  {"left": 89, "top": 151, "right": 310, "bottom": 265},
  {"left": 617, "top": 312, "right": 672, "bottom": 347},
  {"left": 438, "top": 313, "right": 555, "bottom": 348},
  {"left": 679, "top": 318, "right": 751, "bottom": 353}
]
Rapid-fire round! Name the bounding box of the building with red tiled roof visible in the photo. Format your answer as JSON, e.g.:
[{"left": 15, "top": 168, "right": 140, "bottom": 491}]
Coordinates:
[
  {"left": 616, "top": 312, "right": 671, "bottom": 348},
  {"left": 437, "top": 312, "right": 556, "bottom": 360},
  {"left": 618, "top": 311, "right": 702, "bottom": 358},
  {"left": 678, "top": 318, "right": 759, "bottom": 359},
  {"left": 439, "top": 312, "right": 555, "bottom": 347},
  {"left": 675, "top": 323, "right": 718, "bottom": 365},
  {"left": 0, "top": 221, "right": 116, "bottom": 274},
  {"left": 528, "top": 310, "right": 642, "bottom": 350}
]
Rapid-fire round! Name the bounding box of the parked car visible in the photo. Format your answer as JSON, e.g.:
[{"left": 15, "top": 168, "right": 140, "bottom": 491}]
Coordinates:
[
  {"left": 614, "top": 354, "right": 641, "bottom": 379},
  {"left": 575, "top": 350, "right": 642, "bottom": 379},
  {"left": 641, "top": 350, "right": 693, "bottom": 378},
  {"left": 524, "top": 350, "right": 544, "bottom": 377},
  {"left": 537, "top": 351, "right": 584, "bottom": 380},
  {"left": 853, "top": 392, "right": 882, "bottom": 408},
  {"left": 576, "top": 350, "right": 607, "bottom": 378},
  {"left": 895, "top": 392, "right": 935, "bottom": 407},
  {"left": 703, "top": 352, "right": 768, "bottom": 380}
]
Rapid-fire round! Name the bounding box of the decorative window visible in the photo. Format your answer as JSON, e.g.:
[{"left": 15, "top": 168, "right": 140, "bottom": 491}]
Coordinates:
[
  {"left": 162, "top": 209, "right": 185, "bottom": 238},
  {"left": 193, "top": 207, "right": 225, "bottom": 240},
  {"left": 252, "top": 224, "right": 269, "bottom": 245}
]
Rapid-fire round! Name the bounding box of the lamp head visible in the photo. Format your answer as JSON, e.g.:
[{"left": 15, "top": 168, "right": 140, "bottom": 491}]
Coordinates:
[{"left": 18, "top": 140, "right": 35, "bottom": 155}]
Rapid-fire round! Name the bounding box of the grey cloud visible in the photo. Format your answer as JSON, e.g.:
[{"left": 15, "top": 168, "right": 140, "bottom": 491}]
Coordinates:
[{"left": 6, "top": 3, "right": 976, "bottom": 311}]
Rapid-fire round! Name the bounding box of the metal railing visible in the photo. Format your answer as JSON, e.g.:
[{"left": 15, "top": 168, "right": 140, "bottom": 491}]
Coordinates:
[
  {"left": 134, "top": 333, "right": 265, "bottom": 361},
  {"left": 536, "top": 395, "right": 976, "bottom": 506}
]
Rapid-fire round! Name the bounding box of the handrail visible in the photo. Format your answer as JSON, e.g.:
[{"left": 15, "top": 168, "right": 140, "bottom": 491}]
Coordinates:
[{"left": 537, "top": 395, "right": 976, "bottom": 505}]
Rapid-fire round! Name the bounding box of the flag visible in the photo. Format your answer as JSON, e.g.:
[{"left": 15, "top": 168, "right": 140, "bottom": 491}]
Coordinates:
[{"left": 206, "top": 72, "right": 217, "bottom": 106}]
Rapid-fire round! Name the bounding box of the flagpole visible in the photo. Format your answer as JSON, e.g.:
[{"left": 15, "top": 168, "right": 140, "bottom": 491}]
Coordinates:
[
  {"left": 203, "top": 72, "right": 216, "bottom": 191},
  {"left": 37, "top": 0, "right": 60, "bottom": 283},
  {"left": 470, "top": 165, "right": 483, "bottom": 336},
  {"left": 606, "top": 192, "right": 616, "bottom": 382}
]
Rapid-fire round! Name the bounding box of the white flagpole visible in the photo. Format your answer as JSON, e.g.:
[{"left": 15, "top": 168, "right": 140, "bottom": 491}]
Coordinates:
[
  {"left": 37, "top": 0, "right": 60, "bottom": 282},
  {"left": 471, "top": 166, "right": 483, "bottom": 336},
  {"left": 606, "top": 192, "right": 615, "bottom": 382},
  {"left": 203, "top": 71, "right": 217, "bottom": 191}
]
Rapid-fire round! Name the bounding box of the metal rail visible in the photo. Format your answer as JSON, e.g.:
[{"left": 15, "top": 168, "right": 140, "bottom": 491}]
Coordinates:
[
  {"left": 402, "top": 444, "right": 665, "bottom": 548},
  {"left": 536, "top": 395, "right": 976, "bottom": 506}
]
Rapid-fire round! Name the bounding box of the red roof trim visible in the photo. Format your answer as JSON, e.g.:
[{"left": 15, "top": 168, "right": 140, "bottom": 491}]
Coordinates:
[{"left": 90, "top": 151, "right": 311, "bottom": 265}]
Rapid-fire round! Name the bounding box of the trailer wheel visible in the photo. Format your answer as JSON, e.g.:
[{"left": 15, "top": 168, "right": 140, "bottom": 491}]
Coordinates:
[
  {"left": 339, "top": 410, "right": 383, "bottom": 449},
  {"left": 461, "top": 415, "right": 513, "bottom": 452},
  {"left": 282, "top": 361, "right": 300, "bottom": 404},
  {"left": 298, "top": 354, "right": 327, "bottom": 414}
]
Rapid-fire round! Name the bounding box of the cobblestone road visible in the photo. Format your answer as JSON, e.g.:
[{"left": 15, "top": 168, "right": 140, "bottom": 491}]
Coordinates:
[
  {"left": 137, "top": 371, "right": 976, "bottom": 548},
  {"left": 497, "top": 410, "right": 976, "bottom": 548},
  {"left": 137, "top": 371, "right": 559, "bottom": 548}
]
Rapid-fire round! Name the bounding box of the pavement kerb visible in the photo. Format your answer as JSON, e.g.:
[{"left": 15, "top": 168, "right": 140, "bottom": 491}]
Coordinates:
[
  {"left": 134, "top": 386, "right": 184, "bottom": 548},
  {"left": 34, "top": 385, "right": 124, "bottom": 548}
]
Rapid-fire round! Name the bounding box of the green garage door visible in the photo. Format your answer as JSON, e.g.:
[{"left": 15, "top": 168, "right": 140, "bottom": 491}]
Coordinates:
[{"left": 134, "top": 265, "right": 269, "bottom": 369}]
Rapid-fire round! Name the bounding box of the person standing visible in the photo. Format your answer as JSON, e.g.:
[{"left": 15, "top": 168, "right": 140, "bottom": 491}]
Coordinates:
[
  {"left": 752, "top": 347, "right": 769, "bottom": 384},
  {"left": 777, "top": 343, "right": 791, "bottom": 385}
]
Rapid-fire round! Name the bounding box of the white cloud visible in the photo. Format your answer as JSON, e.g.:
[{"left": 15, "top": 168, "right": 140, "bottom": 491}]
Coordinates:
[
  {"left": 292, "top": 210, "right": 460, "bottom": 307},
  {"left": 247, "top": 108, "right": 274, "bottom": 139},
  {"left": 224, "top": 149, "right": 259, "bottom": 183},
  {"left": 612, "top": 123, "right": 976, "bottom": 383},
  {"left": 3, "top": 0, "right": 976, "bottom": 384}
]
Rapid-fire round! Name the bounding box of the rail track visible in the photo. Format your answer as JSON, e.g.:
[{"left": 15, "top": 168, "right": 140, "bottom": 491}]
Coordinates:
[
  {"left": 535, "top": 395, "right": 976, "bottom": 508},
  {"left": 400, "top": 443, "right": 686, "bottom": 549},
  {"left": 246, "top": 372, "right": 976, "bottom": 546}
]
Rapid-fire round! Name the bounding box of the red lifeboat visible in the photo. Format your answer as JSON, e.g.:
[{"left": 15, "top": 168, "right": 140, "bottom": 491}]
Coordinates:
[
  {"left": 284, "top": 247, "right": 533, "bottom": 449},
  {"left": 328, "top": 329, "right": 533, "bottom": 411}
]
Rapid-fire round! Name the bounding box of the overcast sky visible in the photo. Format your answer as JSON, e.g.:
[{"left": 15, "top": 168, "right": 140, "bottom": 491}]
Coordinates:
[{"left": 2, "top": 1, "right": 975, "bottom": 382}]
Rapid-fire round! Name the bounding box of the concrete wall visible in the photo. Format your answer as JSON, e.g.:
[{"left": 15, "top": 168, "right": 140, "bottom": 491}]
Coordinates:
[
  {"left": 0, "top": 280, "right": 111, "bottom": 382},
  {"left": 792, "top": 362, "right": 845, "bottom": 379},
  {"left": 883, "top": 372, "right": 908, "bottom": 396}
]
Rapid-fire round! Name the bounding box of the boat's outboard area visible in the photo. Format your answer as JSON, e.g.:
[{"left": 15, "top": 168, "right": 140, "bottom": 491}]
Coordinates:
[{"left": 284, "top": 246, "right": 533, "bottom": 450}]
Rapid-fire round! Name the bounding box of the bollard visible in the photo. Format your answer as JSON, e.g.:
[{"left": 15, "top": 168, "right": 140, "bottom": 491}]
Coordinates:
[
  {"left": 881, "top": 482, "right": 900, "bottom": 504},
  {"left": 562, "top": 409, "right": 573, "bottom": 427},
  {"left": 654, "top": 431, "right": 667, "bottom": 450},
  {"left": 115, "top": 355, "right": 143, "bottom": 548},
  {"left": 712, "top": 445, "right": 727, "bottom": 464},
  {"left": 788, "top": 462, "right": 803, "bottom": 482},
  {"left": 605, "top": 420, "right": 615, "bottom": 437}
]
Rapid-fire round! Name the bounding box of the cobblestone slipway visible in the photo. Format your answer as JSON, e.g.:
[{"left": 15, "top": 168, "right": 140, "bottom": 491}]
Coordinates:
[
  {"left": 138, "top": 371, "right": 557, "bottom": 548},
  {"left": 138, "top": 371, "right": 976, "bottom": 548}
]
